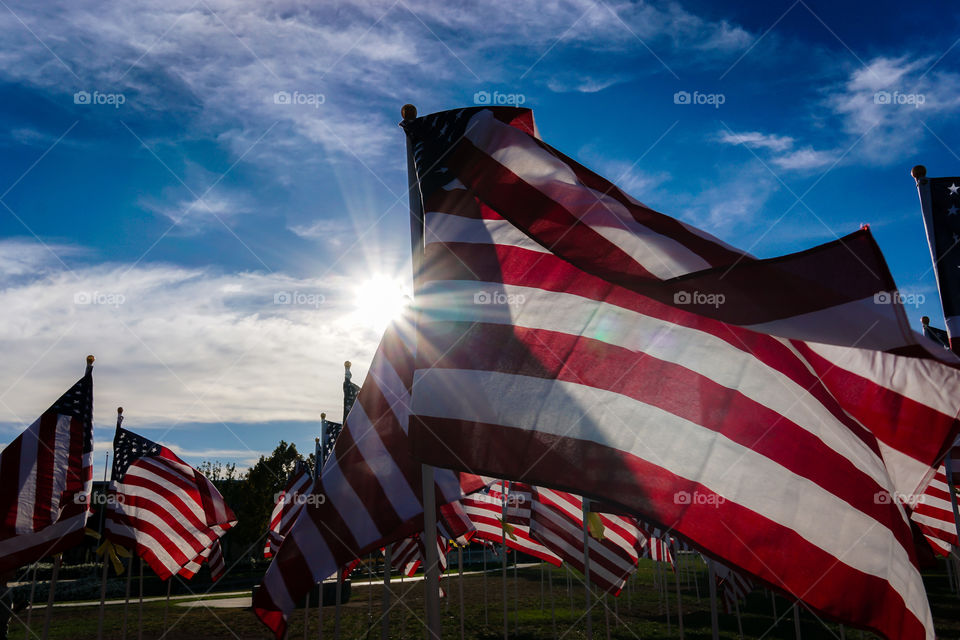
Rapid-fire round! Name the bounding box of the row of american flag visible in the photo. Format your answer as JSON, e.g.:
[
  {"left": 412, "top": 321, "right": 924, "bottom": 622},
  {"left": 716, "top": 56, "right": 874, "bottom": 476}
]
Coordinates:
[
  {"left": 0, "top": 105, "right": 959, "bottom": 640},
  {"left": 255, "top": 106, "right": 960, "bottom": 640}
]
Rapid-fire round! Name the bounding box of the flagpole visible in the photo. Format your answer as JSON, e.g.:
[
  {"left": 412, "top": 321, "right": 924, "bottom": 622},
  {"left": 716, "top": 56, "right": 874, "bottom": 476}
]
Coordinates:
[
  {"left": 24, "top": 562, "right": 38, "bottom": 640},
  {"left": 581, "top": 498, "right": 592, "bottom": 639},
  {"left": 381, "top": 545, "right": 392, "bottom": 640},
  {"left": 39, "top": 554, "right": 61, "bottom": 640},
  {"left": 458, "top": 544, "right": 465, "bottom": 640},
  {"left": 707, "top": 561, "right": 719, "bottom": 640},
  {"left": 97, "top": 408, "right": 119, "bottom": 640},
  {"left": 501, "top": 484, "right": 508, "bottom": 640},
  {"left": 137, "top": 559, "right": 144, "bottom": 640},
  {"left": 403, "top": 102, "right": 442, "bottom": 640},
  {"left": 671, "top": 539, "right": 684, "bottom": 640},
  {"left": 122, "top": 553, "right": 133, "bottom": 639}
]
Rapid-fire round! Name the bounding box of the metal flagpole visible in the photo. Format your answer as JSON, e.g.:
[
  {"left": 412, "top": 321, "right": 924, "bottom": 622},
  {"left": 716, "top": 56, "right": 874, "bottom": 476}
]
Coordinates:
[
  {"left": 401, "top": 102, "right": 442, "bottom": 640},
  {"left": 122, "top": 554, "right": 133, "bottom": 639},
  {"left": 513, "top": 559, "right": 518, "bottom": 634},
  {"left": 793, "top": 603, "right": 802, "bottom": 638},
  {"left": 98, "top": 407, "right": 121, "bottom": 640},
  {"left": 581, "top": 498, "right": 592, "bottom": 639},
  {"left": 314, "top": 437, "right": 324, "bottom": 640},
  {"left": 671, "top": 539, "right": 684, "bottom": 640},
  {"left": 707, "top": 561, "right": 719, "bottom": 640},
  {"left": 483, "top": 543, "right": 488, "bottom": 625},
  {"left": 163, "top": 580, "right": 171, "bottom": 634},
  {"left": 334, "top": 571, "right": 342, "bottom": 640},
  {"left": 39, "top": 554, "right": 61, "bottom": 640},
  {"left": 458, "top": 545, "right": 465, "bottom": 640},
  {"left": 303, "top": 589, "right": 310, "bottom": 639},
  {"left": 368, "top": 556, "right": 374, "bottom": 621},
  {"left": 734, "top": 597, "right": 743, "bottom": 640},
  {"left": 318, "top": 577, "right": 325, "bottom": 640},
  {"left": 381, "top": 545, "right": 392, "bottom": 640},
  {"left": 24, "top": 562, "right": 38, "bottom": 640},
  {"left": 549, "top": 562, "right": 556, "bottom": 640},
  {"left": 501, "top": 484, "right": 509, "bottom": 640},
  {"left": 137, "top": 559, "right": 144, "bottom": 640}
]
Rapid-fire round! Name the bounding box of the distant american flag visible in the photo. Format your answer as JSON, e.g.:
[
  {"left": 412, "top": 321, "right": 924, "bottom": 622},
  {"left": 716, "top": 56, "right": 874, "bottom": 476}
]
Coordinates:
[
  {"left": 105, "top": 426, "right": 236, "bottom": 580},
  {"left": 0, "top": 360, "right": 94, "bottom": 573},
  {"left": 263, "top": 460, "right": 313, "bottom": 559},
  {"left": 461, "top": 481, "right": 561, "bottom": 565},
  {"left": 918, "top": 175, "right": 960, "bottom": 352},
  {"left": 529, "top": 488, "right": 640, "bottom": 595}
]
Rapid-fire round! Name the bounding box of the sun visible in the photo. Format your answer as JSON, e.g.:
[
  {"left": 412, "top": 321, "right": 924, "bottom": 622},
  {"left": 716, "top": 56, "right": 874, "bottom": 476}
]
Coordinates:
[{"left": 354, "top": 276, "right": 410, "bottom": 330}]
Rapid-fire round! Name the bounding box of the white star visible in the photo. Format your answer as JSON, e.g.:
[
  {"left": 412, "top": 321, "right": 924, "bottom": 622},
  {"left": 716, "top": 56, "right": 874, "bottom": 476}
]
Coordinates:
[{"left": 950, "top": 183, "right": 960, "bottom": 195}]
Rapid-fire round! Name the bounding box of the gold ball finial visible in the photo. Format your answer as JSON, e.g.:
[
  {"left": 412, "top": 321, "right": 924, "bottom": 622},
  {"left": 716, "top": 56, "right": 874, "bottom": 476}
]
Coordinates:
[
  {"left": 117, "top": 407, "right": 123, "bottom": 415},
  {"left": 86, "top": 355, "right": 95, "bottom": 365},
  {"left": 321, "top": 412, "right": 326, "bottom": 420},
  {"left": 315, "top": 437, "right": 320, "bottom": 444},
  {"left": 344, "top": 361, "right": 352, "bottom": 369},
  {"left": 912, "top": 165, "right": 927, "bottom": 179},
  {"left": 401, "top": 104, "right": 417, "bottom": 121}
]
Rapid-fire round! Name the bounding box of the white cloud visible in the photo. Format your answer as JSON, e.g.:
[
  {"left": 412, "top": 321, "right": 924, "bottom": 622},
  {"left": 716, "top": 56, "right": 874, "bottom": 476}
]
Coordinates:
[
  {"left": 717, "top": 130, "right": 794, "bottom": 152},
  {"left": 771, "top": 147, "right": 837, "bottom": 170},
  {"left": 0, "top": 243, "right": 385, "bottom": 434}
]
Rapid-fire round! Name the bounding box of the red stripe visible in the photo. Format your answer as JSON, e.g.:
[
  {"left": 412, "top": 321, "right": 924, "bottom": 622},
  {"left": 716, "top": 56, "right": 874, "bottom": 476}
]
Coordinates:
[
  {"left": 32, "top": 413, "right": 58, "bottom": 530},
  {"left": 0, "top": 433, "right": 23, "bottom": 531},
  {"left": 412, "top": 418, "right": 926, "bottom": 640}
]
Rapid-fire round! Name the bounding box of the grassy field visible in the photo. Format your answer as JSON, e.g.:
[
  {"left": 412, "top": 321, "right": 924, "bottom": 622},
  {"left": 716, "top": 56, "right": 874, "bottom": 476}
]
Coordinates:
[{"left": 10, "top": 558, "right": 960, "bottom": 639}]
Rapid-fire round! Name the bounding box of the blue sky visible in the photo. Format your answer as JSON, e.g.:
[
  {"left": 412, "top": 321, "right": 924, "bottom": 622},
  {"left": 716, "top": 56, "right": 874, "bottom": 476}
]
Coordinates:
[{"left": 0, "top": 0, "right": 958, "bottom": 470}]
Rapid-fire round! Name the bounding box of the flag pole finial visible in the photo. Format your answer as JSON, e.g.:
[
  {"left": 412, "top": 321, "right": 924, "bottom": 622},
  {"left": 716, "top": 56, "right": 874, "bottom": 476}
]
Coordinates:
[
  {"left": 912, "top": 165, "right": 927, "bottom": 181},
  {"left": 117, "top": 407, "right": 123, "bottom": 416},
  {"left": 344, "top": 361, "right": 351, "bottom": 370},
  {"left": 401, "top": 104, "right": 417, "bottom": 121},
  {"left": 86, "top": 355, "right": 95, "bottom": 365},
  {"left": 321, "top": 412, "right": 326, "bottom": 420},
  {"left": 922, "top": 316, "right": 930, "bottom": 326}
]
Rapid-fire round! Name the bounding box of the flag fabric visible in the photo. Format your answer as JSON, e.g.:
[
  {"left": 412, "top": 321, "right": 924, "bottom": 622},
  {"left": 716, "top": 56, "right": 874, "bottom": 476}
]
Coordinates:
[
  {"left": 917, "top": 175, "right": 960, "bottom": 352},
  {"left": 922, "top": 319, "right": 950, "bottom": 349},
  {"left": 263, "top": 461, "right": 314, "bottom": 559},
  {"left": 707, "top": 559, "right": 755, "bottom": 613},
  {"left": 529, "top": 487, "right": 639, "bottom": 594},
  {"left": 911, "top": 462, "right": 959, "bottom": 555},
  {"left": 462, "top": 482, "right": 561, "bottom": 565},
  {"left": 104, "top": 426, "right": 237, "bottom": 580},
  {"left": 179, "top": 537, "right": 227, "bottom": 581},
  {"left": 319, "top": 417, "right": 343, "bottom": 468},
  {"left": 0, "top": 361, "right": 94, "bottom": 573},
  {"left": 637, "top": 526, "right": 675, "bottom": 567},
  {"left": 403, "top": 106, "right": 960, "bottom": 640},
  {"left": 253, "top": 315, "right": 485, "bottom": 638}
]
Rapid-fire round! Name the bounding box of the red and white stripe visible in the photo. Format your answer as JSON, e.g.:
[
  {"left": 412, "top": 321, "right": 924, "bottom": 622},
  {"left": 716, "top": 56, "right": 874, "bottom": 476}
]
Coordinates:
[
  {"left": 911, "top": 464, "right": 959, "bottom": 556},
  {"left": 105, "top": 439, "right": 236, "bottom": 581},
  {"left": 407, "top": 107, "right": 960, "bottom": 640},
  {"left": 529, "top": 487, "right": 639, "bottom": 594},
  {"left": 264, "top": 462, "right": 313, "bottom": 559},
  {"left": 0, "top": 368, "right": 94, "bottom": 573},
  {"left": 179, "top": 537, "right": 227, "bottom": 582},
  {"left": 253, "top": 315, "right": 485, "bottom": 638},
  {"left": 637, "top": 527, "right": 675, "bottom": 567},
  {"left": 462, "top": 482, "right": 561, "bottom": 565}
]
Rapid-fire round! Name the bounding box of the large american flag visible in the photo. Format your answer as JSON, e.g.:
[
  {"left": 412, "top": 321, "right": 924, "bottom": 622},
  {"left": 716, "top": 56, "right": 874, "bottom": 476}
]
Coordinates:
[
  {"left": 403, "top": 107, "right": 960, "bottom": 640},
  {"left": 263, "top": 460, "right": 313, "bottom": 559},
  {"left": 253, "top": 315, "right": 485, "bottom": 638},
  {"left": 0, "top": 359, "right": 94, "bottom": 573},
  {"left": 529, "top": 487, "right": 640, "bottom": 595},
  {"left": 918, "top": 175, "right": 960, "bottom": 352},
  {"left": 104, "top": 426, "right": 236, "bottom": 580}
]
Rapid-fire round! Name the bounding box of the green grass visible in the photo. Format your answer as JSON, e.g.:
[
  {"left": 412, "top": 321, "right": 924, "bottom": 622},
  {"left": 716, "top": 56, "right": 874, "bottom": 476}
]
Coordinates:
[{"left": 9, "top": 558, "right": 960, "bottom": 639}]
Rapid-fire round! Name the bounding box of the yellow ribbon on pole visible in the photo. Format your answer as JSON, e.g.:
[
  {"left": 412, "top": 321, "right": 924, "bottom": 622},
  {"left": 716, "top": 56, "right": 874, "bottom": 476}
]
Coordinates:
[
  {"left": 88, "top": 528, "right": 131, "bottom": 575},
  {"left": 586, "top": 512, "right": 605, "bottom": 541},
  {"left": 497, "top": 518, "right": 518, "bottom": 541}
]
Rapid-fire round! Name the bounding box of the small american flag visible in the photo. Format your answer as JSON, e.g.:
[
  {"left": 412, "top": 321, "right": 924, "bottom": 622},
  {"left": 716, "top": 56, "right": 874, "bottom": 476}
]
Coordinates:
[
  {"left": 264, "top": 460, "right": 313, "bottom": 559},
  {"left": 105, "top": 425, "right": 236, "bottom": 580},
  {"left": 529, "top": 487, "right": 640, "bottom": 595},
  {"left": 0, "top": 359, "right": 94, "bottom": 573},
  {"left": 918, "top": 176, "right": 960, "bottom": 352},
  {"left": 462, "top": 481, "right": 561, "bottom": 565}
]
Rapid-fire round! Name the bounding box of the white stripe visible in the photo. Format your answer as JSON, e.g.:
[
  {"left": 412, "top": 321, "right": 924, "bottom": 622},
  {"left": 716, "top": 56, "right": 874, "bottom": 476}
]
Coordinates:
[
  {"left": 424, "top": 211, "right": 549, "bottom": 254},
  {"left": 532, "top": 517, "right": 624, "bottom": 589},
  {"left": 419, "top": 279, "right": 894, "bottom": 493},
  {"left": 319, "top": 454, "right": 380, "bottom": 549},
  {"left": 413, "top": 367, "right": 930, "bottom": 631},
  {"left": 124, "top": 462, "right": 209, "bottom": 527},
  {"left": 533, "top": 499, "right": 634, "bottom": 571},
  {"left": 15, "top": 417, "right": 41, "bottom": 534},
  {"left": 49, "top": 415, "right": 72, "bottom": 521},
  {"left": 367, "top": 351, "right": 411, "bottom": 433},
  {"left": 105, "top": 517, "right": 181, "bottom": 574},
  {"left": 463, "top": 110, "right": 712, "bottom": 279},
  {"left": 262, "top": 560, "right": 296, "bottom": 613},
  {"left": 290, "top": 512, "right": 337, "bottom": 585},
  {"left": 0, "top": 511, "right": 86, "bottom": 558},
  {"left": 111, "top": 492, "right": 208, "bottom": 563},
  {"left": 348, "top": 401, "right": 421, "bottom": 523}
]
